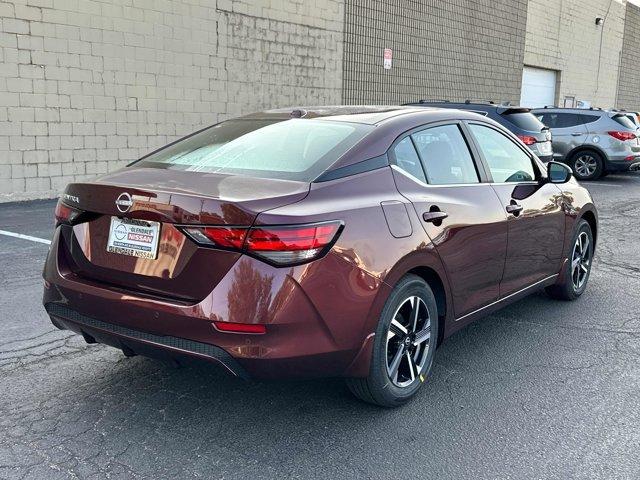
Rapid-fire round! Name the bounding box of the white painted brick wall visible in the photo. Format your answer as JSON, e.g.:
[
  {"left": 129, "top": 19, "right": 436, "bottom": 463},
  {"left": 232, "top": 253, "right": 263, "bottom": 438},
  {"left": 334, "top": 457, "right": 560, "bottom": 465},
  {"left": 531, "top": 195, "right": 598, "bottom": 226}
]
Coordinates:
[
  {"left": 0, "top": 0, "right": 344, "bottom": 201},
  {"left": 524, "top": 0, "right": 625, "bottom": 108}
]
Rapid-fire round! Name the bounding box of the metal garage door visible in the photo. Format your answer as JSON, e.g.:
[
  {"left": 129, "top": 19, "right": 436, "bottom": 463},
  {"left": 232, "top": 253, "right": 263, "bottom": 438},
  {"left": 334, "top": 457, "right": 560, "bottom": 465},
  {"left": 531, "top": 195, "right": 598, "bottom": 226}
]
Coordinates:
[{"left": 520, "top": 67, "right": 556, "bottom": 108}]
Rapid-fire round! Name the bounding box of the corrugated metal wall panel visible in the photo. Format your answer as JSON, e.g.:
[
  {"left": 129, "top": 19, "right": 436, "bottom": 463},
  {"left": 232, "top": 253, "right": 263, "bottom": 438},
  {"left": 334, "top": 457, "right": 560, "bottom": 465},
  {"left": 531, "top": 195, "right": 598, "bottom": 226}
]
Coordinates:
[{"left": 342, "top": 0, "right": 528, "bottom": 105}]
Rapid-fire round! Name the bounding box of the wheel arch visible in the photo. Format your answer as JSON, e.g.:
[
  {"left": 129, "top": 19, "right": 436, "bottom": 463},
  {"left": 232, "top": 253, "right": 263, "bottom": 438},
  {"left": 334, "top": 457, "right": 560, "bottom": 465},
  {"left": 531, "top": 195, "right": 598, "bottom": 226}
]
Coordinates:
[
  {"left": 579, "top": 207, "right": 598, "bottom": 248},
  {"left": 378, "top": 249, "right": 452, "bottom": 348},
  {"left": 343, "top": 255, "right": 451, "bottom": 378},
  {"left": 565, "top": 144, "right": 608, "bottom": 165},
  {"left": 405, "top": 266, "right": 447, "bottom": 347}
]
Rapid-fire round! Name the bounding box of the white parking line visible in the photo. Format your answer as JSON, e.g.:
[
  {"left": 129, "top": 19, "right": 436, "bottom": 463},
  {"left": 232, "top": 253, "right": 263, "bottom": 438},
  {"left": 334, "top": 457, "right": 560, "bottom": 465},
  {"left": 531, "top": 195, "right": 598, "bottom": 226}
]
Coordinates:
[{"left": 0, "top": 229, "right": 51, "bottom": 245}]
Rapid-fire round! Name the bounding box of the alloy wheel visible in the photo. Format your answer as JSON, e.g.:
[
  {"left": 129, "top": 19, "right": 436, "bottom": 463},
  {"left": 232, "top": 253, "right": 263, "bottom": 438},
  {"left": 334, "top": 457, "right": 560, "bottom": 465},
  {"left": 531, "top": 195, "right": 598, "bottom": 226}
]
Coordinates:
[
  {"left": 574, "top": 155, "right": 598, "bottom": 178},
  {"left": 385, "top": 296, "right": 431, "bottom": 388},
  {"left": 571, "top": 232, "right": 591, "bottom": 290}
]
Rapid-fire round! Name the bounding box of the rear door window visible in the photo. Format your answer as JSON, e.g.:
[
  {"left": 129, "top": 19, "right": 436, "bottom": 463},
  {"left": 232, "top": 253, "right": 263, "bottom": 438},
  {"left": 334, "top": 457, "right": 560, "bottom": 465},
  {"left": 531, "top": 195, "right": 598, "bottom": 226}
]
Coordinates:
[
  {"left": 538, "top": 113, "right": 589, "bottom": 128},
  {"left": 134, "top": 119, "right": 374, "bottom": 181},
  {"left": 468, "top": 124, "right": 537, "bottom": 183},
  {"left": 392, "top": 137, "right": 427, "bottom": 182},
  {"left": 411, "top": 124, "right": 480, "bottom": 185}
]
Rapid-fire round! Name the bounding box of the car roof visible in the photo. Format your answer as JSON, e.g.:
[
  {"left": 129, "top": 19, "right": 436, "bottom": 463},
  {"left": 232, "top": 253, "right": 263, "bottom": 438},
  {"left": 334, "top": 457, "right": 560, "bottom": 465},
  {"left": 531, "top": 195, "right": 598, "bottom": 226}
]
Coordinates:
[
  {"left": 405, "top": 100, "right": 500, "bottom": 109},
  {"left": 404, "top": 101, "right": 534, "bottom": 116},
  {"left": 238, "top": 105, "right": 463, "bottom": 125},
  {"left": 531, "top": 107, "right": 607, "bottom": 114}
]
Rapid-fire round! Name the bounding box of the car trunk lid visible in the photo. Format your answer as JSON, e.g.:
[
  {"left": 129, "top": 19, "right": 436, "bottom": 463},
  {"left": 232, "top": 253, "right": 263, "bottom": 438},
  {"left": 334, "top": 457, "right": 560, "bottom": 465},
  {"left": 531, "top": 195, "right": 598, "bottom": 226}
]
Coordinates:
[{"left": 60, "top": 167, "right": 309, "bottom": 301}]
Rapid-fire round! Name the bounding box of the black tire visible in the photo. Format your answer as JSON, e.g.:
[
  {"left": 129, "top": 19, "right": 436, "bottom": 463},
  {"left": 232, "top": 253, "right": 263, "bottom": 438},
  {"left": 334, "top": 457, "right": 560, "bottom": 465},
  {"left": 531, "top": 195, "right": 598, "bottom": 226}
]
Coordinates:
[
  {"left": 569, "top": 150, "right": 603, "bottom": 181},
  {"left": 346, "top": 274, "right": 438, "bottom": 407},
  {"left": 545, "top": 219, "right": 594, "bottom": 301}
]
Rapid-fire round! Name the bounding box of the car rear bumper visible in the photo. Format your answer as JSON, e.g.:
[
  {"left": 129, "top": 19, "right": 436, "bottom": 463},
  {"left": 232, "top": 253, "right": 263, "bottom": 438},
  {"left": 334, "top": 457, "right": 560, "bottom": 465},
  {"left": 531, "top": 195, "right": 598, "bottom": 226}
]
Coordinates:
[
  {"left": 43, "top": 227, "right": 386, "bottom": 379},
  {"left": 45, "top": 302, "right": 251, "bottom": 377},
  {"left": 605, "top": 156, "right": 640, "bottom": 172}
]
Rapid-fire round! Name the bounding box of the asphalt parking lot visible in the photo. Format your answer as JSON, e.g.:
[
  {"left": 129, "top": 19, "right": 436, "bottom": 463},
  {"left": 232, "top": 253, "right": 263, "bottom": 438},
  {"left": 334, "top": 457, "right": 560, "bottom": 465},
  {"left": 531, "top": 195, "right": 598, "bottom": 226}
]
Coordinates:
[{"left": 1, "top": 174, "right": 639, "bottom": 480}]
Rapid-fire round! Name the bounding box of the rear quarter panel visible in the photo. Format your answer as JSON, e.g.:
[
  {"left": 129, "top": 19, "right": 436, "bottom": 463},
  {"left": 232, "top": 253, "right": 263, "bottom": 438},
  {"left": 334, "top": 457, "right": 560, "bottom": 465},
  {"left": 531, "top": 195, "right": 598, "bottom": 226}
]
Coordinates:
[{"left": 255, "top": 167, "right": 452, "bottom": 364}]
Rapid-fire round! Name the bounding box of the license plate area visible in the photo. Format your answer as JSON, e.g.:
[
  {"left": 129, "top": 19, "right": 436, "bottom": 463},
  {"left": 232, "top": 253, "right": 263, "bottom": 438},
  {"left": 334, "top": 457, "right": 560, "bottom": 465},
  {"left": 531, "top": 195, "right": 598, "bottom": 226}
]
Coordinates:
[{"left": 106, "top": 217, "right": 160, "bottom": 259}]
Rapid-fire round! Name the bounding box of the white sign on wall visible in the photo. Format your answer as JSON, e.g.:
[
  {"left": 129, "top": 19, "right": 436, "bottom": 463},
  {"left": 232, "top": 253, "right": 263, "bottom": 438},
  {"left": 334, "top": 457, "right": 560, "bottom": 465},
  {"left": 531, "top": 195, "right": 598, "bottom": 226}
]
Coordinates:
[{"left": 383, "top": 48, "right": 392, "bottom": 69}]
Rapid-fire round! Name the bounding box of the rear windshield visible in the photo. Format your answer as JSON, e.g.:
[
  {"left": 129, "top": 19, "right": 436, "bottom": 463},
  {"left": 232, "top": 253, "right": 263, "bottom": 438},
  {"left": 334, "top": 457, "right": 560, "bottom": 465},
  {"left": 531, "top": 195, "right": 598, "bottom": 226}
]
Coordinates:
[
  {"left": 612, "top": 114, "right": 637, "bottom": 130},
  {"left": 501, "top": 112, "right": 546, "bottom": 132},
  {"left": 134, "top": 119, "right": 373, "bottom": 181}
]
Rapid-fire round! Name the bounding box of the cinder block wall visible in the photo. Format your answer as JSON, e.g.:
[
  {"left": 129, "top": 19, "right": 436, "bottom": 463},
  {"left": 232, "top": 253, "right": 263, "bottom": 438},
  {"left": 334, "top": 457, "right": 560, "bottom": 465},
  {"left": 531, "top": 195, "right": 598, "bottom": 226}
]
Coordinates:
[
  {"left": 524, "top": 0, "right": 625, "bottom": 108},
  {"left": 0, "top": 0, "right": 344, "bottom": 201},
  {"left": 341, "top": 0, "right": 528, "bottom": 105},
  {"left": 616, "top": 2, "right": 640, "bottom": 111}
]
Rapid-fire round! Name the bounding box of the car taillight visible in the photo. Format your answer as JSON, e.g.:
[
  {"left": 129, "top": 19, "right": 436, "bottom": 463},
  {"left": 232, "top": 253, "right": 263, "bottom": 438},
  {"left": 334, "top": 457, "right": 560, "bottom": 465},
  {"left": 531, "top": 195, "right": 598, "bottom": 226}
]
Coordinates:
[
  {"left": 517, "top": 135, "right": 537, "bottom": 146},
  {"left": 181, "top": 221, "right": 343, "bottom": 266},
  {"left": 54, "top": 200, "right": 81, "bottom": 226},
  {"left": 607, "top": 131, "right": 636, "bottom": 141},
  {"left": 182, "top": 226, "right": 247, "bottom": 249},
  {"left": 245, "top": 222, "right": 342, "bottom": 265}
]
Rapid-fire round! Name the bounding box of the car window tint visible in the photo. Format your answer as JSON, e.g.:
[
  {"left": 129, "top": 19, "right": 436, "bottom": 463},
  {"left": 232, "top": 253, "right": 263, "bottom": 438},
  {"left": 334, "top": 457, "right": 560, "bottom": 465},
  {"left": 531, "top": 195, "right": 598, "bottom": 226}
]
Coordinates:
[
  {"left": 469, "top": 124, "right": 536, "bottom": 183},
  {"left": 539, "top": 113, "right": 586, "bottom": 128},
  {"left": 502, "top": 112, "right": 545, "bottom": 132},
  {"left": 134, "top": 119, "right": 374, "bottom": 181},
  {"left": 411, "top": 125, "right": 479, "bottom": 185},
  {"left": 580, "top": 114, "right": 599, "bottom": 124},
  {"left": 536, "top": 113, "right": 552, "bottom": 127},
  {"left": 392, "top": 137, "right": 427, "bottom": 182}
]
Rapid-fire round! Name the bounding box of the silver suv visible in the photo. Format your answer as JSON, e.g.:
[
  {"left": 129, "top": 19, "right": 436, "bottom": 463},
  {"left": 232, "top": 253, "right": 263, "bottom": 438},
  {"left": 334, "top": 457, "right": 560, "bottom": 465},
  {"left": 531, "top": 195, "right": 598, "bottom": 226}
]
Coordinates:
[{"left": 532, "top": 107, "right": 640, "bottom": 180}]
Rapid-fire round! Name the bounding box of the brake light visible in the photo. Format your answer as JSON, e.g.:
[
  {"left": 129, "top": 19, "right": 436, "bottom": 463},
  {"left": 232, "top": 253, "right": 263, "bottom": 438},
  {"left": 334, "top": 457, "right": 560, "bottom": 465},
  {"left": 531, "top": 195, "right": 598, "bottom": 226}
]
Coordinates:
[
  {"left": 607, "top": 131, "right": 636, "bottom": 141},
  {"left": 54, "top": 200, "right": 80, "bottom": 226},
  {"left": 182, "top": 226, "right": 247, "bottom": 249},
  {"left": 517, "top": 135, "right": 537, "bottom": 146},
  {"left": 181, "top": 221, "right": 343, "bottom": 266},
  {"left": 246, "top": 222, "right": 342, "bottom": 265}
]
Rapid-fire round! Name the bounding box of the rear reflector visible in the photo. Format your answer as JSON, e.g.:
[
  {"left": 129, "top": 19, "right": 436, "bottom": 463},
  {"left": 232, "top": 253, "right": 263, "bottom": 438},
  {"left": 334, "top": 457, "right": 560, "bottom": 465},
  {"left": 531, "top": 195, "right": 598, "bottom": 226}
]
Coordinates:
[
  {"left": 181, "top": 221, "right": 343, "bottom": 266},
  {"left": 213, "top": 321, "right": 266, "bottom": 334},
  {"left": 607, "top": 131, "right": 636, "bottom": 141},
  {"left": 517, "top": 134, "right": 537, "bottom": 146}
]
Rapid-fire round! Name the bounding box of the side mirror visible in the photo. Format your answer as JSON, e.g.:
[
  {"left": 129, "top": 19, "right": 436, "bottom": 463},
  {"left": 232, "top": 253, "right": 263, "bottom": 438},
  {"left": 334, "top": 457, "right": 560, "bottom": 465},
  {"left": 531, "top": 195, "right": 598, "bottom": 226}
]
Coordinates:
[{"left": 547, "top": 161, "right": 572, "bottom": 184}]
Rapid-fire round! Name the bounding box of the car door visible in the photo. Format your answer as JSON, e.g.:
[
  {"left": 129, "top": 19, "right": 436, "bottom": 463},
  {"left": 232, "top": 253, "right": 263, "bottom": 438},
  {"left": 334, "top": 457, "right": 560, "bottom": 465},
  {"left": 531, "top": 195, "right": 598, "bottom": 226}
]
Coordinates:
[
  {"left": 466, "top": 122, "right": 566, "bottom": 297},
  {"left": 389, "top": 122, "right": 508, "bottom": 319},
  {"left": 536, "top": 112, "right": 588, "bottom": 160}
]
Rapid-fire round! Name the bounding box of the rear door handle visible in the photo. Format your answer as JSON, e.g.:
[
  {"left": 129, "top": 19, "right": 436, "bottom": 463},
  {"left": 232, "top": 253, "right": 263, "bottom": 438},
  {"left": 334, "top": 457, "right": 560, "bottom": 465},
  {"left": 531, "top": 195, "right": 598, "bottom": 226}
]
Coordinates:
[
  {"left": 505, "top": 203, "right": 523, "bottom": 216},
  {"left": 422, "top": 211, "right": 448, "bottom": 223}
]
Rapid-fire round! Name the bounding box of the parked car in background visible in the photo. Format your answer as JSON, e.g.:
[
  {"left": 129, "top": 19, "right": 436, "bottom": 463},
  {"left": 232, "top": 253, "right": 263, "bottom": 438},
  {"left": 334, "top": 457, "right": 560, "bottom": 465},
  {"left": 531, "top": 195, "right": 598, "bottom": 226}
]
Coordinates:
[
  {"left": 43, "top": 105, "right": 598, "bottom": 407},
  {"left": 612, "top": 109, "right": 640, "bottom": 130},
  {"left": 404, "top": 100, "right": 553, "bottom": 162},
  {"left": 532, "top": 107, "right": 640, "bottom": 180}
]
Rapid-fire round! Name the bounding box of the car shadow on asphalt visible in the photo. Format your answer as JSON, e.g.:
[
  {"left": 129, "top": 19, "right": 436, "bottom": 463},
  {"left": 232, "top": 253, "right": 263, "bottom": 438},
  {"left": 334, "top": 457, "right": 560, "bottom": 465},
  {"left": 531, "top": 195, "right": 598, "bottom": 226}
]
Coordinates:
[
  {"left": 69, "top": 288, "right": 591, "bottom": 421},
  {"left": 14, "top": 283, "right": 623, "bottom": 477}
]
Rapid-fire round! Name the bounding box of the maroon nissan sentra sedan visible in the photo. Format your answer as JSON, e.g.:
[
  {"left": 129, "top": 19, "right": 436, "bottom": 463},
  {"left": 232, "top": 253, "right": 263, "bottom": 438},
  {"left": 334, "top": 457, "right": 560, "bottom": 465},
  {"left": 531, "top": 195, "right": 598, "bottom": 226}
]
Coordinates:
[{"left": 43, "top": 106, "right": 597, "bottom": 407}]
